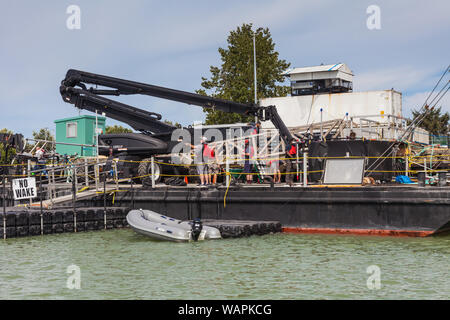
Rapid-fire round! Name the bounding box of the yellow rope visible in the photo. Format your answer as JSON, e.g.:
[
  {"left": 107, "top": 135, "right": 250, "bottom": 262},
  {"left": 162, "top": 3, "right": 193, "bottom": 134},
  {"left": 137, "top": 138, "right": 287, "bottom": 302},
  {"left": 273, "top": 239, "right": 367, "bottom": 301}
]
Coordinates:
[
  {"left": 223, "top": 172, "right": 231, "bottom": 208},
  {"left": 114, "top": 154, "right": 450, "bottom": 164},
  {"left": 77, "top": 186, "right": 89, "bottom": 193}
]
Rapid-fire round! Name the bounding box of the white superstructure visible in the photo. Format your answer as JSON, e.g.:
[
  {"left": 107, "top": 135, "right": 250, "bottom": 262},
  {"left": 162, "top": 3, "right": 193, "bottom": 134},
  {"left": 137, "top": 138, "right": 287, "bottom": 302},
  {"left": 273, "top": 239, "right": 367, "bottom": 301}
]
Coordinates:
[
  {"left": 261, "top": 89, "right": 402, "bottom": 128},
  {"left": 260, "top": 63, "right": 428, "bottom": 144}
]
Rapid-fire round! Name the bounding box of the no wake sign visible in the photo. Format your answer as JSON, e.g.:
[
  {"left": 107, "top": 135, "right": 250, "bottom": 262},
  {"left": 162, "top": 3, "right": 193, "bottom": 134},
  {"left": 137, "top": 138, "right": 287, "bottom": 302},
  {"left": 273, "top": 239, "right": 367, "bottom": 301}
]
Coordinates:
[{"left": 12, "top": 177, "right": 37, "bottom": 200}]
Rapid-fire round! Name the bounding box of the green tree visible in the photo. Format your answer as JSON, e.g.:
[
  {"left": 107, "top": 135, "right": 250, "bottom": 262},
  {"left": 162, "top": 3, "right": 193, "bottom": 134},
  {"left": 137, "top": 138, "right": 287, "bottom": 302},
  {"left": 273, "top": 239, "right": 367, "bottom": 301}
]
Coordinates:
[
  {"left": 412, "top": 106, "right": 449, "bottom": 136},
  {"left": 32, "top": 128, "right": 56, "bottom": 152},
  {"left": 197, "top": 23, "right": 291, "bottom": 125},
  {"left": 163, "top": 120, "right": 182, "bottom": 128},
  {"left": 105, "top": 125, "right": 133, "bottom": 134},
  {"left": 0, "top": 129, "right": 12, "bottom": 134},
  {"left": 0, "top": 128, "right": 16, "bottom": 164}
]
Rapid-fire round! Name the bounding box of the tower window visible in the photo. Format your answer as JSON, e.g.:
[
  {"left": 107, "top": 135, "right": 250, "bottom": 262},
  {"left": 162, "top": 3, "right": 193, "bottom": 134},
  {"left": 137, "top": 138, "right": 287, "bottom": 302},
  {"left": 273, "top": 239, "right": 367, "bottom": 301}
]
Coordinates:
[{"left": 66, "top": 122, "right": 77, "bottom": 138}]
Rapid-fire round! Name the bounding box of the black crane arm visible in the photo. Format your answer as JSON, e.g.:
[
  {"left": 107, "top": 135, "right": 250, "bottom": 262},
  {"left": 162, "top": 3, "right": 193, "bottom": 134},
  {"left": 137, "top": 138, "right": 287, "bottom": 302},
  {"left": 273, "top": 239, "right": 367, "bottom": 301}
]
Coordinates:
[
  {"left": 61, "top": 87, "right": 176, "bottom": 134},
  {"left": 60, "top": 69, "right": 294, "bottom": 143},
  {"left": 61, "top": 69, "right": 258, "bottom": 114}
]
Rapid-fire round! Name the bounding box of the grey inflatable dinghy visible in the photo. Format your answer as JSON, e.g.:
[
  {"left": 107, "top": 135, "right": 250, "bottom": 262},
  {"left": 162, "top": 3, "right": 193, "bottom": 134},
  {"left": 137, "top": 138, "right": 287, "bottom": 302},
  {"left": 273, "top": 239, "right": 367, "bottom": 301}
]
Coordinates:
[{"left": 126, "top": 209, "right": 221, "bottom": 242}]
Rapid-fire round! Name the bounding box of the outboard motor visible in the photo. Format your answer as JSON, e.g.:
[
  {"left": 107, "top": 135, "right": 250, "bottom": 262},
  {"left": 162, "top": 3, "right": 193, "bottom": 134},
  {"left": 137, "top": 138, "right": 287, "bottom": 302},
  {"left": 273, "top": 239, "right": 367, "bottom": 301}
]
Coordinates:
[{"left": 191, "top": 218, "right": 203, "bottom": 241}]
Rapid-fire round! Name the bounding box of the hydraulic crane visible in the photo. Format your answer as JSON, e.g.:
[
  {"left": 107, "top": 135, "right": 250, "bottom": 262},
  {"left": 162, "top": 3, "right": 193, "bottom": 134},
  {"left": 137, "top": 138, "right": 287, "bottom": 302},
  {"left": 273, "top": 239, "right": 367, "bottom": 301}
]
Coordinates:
[{"left": 59, "top": 69, "right": 295, "bottom": 184}]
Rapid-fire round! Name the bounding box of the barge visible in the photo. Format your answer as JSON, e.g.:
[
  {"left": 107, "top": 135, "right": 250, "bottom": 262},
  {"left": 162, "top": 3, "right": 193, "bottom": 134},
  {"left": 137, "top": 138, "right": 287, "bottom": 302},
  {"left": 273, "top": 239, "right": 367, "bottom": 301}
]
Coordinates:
[
  {"left": 2, "top": 66, "right": 449, "bottom": 240},
  {"left": 79, "top": 184, "right": 450, "bottom": 237}
]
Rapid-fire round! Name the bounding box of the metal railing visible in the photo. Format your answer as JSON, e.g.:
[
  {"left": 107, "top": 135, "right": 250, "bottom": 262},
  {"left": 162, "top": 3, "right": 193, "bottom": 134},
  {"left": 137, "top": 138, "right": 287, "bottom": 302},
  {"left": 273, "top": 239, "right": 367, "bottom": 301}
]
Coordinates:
[{"left": 0, "top": 157, "right": 118, "bottom": 209}]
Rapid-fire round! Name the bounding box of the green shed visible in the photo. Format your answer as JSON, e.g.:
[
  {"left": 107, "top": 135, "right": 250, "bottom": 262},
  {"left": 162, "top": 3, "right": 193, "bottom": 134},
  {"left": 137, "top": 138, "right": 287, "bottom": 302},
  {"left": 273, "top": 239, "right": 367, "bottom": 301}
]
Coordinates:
[{"left": 54, "top": 115, "right": 106, "bottom": 156}]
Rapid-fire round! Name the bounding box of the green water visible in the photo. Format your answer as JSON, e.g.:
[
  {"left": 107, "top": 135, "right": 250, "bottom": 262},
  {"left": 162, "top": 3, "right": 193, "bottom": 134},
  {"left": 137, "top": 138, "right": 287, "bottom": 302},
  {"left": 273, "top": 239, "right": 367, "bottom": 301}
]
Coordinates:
[{"left": 0, "top": 229, "right": 449, "bottom": 299}]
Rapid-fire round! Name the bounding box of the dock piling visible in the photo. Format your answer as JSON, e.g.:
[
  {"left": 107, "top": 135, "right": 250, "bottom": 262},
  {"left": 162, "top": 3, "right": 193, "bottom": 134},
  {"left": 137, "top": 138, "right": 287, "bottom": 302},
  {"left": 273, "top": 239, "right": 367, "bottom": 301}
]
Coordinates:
[
  {"left": 2, "top": 175, "right": 6, "bottom": 240},
  {"left": 84, "top": 158, "right": 89, "bottom": 188},
  {"left": 27, "top": 159, "right": 31, "bottom": 207},
  {"left": 39, "top": 174, "right": 43, "bottom": 235},
  {"left": 72, "top": 170, "right": 77, "bottom": 232},
  {"left": 406, "top": 155, "right": 409, "bottom": 177},
  {"left": 130, "top": 178, "right": 134, "bottom": 209},
  {"left": 151, "top": 157, "right": 155, "bottom": 188},
  {"left": 303, "top": 152, "right": 308, "bottom": 187},
  {"left": 103, "top": 175, "right": 107, "bottom": 229}
]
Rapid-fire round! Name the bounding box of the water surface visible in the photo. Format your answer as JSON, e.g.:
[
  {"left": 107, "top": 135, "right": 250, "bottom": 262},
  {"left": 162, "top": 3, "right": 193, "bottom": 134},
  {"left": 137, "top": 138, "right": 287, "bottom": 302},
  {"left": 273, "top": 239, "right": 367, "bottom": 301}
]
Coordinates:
[{"left": 1, "top": 229, "right": 449, "bottom": 299}]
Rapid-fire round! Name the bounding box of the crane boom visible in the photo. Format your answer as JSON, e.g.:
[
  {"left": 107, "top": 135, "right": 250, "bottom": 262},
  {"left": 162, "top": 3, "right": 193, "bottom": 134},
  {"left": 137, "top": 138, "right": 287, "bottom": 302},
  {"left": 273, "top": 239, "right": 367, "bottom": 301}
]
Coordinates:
[{"left": 60, "top": 69, "right": 294, "bottom": 144}]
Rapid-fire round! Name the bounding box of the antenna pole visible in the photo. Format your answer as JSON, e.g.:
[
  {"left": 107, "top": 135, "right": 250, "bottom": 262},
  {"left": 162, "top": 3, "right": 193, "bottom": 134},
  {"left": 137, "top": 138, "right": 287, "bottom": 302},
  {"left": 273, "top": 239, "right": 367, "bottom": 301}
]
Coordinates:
[{"left": 253, "top": 32, "right": 258, "bottom": 123}]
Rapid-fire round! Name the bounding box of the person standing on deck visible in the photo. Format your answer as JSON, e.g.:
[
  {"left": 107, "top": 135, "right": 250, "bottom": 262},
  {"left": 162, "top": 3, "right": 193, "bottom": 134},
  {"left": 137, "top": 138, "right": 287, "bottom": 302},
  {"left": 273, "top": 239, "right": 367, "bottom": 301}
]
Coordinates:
[
  {"left": 187, "top": 137, "right": 209, "bottom": 186},
  {"left": 249, "top": 121, "right": 261, "bottom": 148},
  {"left": 251, "top": 121, "right": 261, "bottom": 135},
  {"left": 207, "top": 144, "right": 220, "bottom": 185},
  {"left": 203, "top": 140, "right": 214, "bottom": 185},
  {"left": 34, "top": 147, "right": 46, "bottom": 175},
  {"left": 268, "top": 157, "right": 281, "bottom": 183},
  {"left": 35, "top": 147, "right": 45, "bottom": 161}
]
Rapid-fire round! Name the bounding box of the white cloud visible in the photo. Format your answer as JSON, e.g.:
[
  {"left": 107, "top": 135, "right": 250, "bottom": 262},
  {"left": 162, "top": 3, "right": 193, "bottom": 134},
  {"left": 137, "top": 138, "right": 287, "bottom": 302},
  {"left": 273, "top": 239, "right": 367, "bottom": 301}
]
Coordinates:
[{"left": 353, "top": 66, "right": 442, "bottom": 92}]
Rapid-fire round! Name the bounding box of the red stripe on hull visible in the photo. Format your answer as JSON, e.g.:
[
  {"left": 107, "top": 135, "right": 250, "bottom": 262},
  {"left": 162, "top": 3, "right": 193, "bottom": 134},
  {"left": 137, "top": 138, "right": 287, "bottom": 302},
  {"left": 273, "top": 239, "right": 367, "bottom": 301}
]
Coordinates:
[{"left": 282, "top": 227, "right": 434, "bottom": 237}]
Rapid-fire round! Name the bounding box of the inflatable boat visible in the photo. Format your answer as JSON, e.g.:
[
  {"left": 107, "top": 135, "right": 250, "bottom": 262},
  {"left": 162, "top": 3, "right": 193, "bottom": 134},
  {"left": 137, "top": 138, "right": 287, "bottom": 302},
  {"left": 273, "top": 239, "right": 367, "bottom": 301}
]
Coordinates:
[{"left": 126, "top": 209, "right": 221, "bottom": 242}]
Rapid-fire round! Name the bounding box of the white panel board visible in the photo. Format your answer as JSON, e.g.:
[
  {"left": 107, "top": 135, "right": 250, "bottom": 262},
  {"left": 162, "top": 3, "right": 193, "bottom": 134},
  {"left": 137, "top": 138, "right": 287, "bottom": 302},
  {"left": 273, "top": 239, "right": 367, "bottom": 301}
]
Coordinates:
[{"left": 323, "top": 158, "right": 365, "bottom": 184}]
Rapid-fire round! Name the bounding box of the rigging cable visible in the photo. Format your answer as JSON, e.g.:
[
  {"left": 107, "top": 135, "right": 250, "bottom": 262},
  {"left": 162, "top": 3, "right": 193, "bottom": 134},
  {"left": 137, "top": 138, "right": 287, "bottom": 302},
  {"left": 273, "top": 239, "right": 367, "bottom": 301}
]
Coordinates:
[{"left": 365, "top": 65, "right": 449, "bottom": 175}]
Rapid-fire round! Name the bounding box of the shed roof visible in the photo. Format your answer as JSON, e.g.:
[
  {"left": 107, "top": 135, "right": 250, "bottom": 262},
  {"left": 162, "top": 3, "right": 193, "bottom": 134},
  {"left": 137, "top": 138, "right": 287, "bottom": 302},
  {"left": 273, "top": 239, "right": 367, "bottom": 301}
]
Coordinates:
[
  {"left": 54, "top": 115, "right": 106, "bottom": 123},
  {"left": 283, "top": 63, "right": 353, "bottom": 76}
]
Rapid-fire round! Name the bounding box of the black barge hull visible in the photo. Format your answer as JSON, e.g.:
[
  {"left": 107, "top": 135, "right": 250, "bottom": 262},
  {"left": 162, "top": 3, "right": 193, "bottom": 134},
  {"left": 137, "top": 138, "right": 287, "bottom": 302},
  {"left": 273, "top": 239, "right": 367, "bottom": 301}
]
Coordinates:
[{"left": 83, "top": 186, "right": 450, "bottom": 237}]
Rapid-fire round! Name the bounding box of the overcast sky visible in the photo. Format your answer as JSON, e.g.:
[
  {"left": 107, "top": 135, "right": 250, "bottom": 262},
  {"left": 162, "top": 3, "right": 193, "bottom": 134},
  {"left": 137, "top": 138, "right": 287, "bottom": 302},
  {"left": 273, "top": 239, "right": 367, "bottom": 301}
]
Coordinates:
[{"left": 1, "top": 0, "right": 449, "bottom": 137}]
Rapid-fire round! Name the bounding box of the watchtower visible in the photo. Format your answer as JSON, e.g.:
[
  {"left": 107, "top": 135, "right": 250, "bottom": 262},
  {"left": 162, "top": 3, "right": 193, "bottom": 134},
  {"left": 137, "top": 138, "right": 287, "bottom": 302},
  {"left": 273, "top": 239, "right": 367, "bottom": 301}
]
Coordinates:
[{"left": 284, "top": 63, "right": 353, "bottom": 96}]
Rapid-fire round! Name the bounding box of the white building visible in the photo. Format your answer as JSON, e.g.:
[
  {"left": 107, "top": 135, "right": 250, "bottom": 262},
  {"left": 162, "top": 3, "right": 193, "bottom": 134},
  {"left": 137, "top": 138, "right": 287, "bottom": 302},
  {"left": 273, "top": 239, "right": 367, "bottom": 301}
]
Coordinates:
[
  {"left": 285, "top": 63, "right": 354, "bottom": 96},
  {"left": 261, "top": 89, "right": 402, "bottom": 128},
  {"left": 260, "top": 63, "right": 428, "bottom": 144}
]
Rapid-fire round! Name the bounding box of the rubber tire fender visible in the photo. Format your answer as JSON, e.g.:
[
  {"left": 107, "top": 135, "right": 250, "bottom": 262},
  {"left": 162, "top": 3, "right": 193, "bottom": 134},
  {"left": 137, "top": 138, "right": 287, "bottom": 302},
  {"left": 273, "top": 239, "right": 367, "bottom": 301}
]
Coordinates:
[{"left": 138, "top": 158, "right": 162, "bottom": 186}]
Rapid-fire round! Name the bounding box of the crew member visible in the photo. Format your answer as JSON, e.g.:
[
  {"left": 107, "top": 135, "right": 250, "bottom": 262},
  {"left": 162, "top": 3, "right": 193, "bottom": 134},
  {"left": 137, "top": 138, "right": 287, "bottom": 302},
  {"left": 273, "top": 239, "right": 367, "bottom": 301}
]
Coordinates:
[
  {"left": 35, "top": 147, "right": 45, "bottom": 161},
  {"left": 34, "top": 147, "right": 46, "bottom": 174},
  {"left": 285, "top": 138, "right": 299, "bottom": 186},
  {"left": 207, "top": 145, "right": 220, "bottom": 185},
  {"left": 251, "top": 121, "right": 261, "bottom": 135},
  {"left": 188, "top": 137, "right": 209, "bottom": 186},
  {"left": 202, "top": 140, "right": 214, "bottom": 185},
  {"left": 268, "top": 157, "right": 281, "bottom": 184},
  {"left": 250, "top": 121, "right": 262, "bottom": 149}
]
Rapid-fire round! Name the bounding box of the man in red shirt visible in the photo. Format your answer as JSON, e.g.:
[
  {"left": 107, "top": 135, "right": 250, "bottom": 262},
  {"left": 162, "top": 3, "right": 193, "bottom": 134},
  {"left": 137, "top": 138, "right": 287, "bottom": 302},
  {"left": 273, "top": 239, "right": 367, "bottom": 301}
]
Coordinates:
[{"left": 285, "top": 138, "right": 299, "bottom": 186}]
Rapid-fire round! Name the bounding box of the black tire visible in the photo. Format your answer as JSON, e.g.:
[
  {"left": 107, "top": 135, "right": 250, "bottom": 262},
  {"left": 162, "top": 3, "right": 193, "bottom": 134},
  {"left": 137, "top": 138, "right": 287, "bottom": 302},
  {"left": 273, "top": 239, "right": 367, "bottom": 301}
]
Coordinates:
[
  {"left": 74, "top": 165, "right": 88, "bottom": 183},
  {"left": 73, "top": 158, "right": 95, "bottom": 183},
  {"left": 138, "top": 158, "right": 162, "bottom": 186}
]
